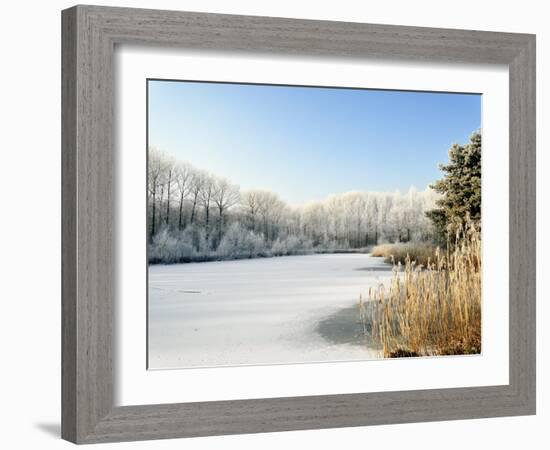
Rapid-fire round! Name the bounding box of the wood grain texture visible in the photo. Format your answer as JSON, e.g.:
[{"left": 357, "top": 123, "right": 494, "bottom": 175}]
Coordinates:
[
  {"left": 61, "top": 7, "right": 77, "bottom": 443},
  {"left": 508, "top": 36, "right": 536, "bottom": 409},
  {"left": 61, "top": 5, "right": 536, "bottom": 444}
]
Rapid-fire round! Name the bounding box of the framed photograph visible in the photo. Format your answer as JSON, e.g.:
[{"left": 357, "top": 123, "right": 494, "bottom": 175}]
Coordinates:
[{"left": 62, "top": 5, "right": 536, "bottom": 444}]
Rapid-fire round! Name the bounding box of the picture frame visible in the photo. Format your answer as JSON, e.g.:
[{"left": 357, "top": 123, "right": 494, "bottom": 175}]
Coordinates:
[{"left": 61, "top": 4, "right": 536, "bottom": 444}]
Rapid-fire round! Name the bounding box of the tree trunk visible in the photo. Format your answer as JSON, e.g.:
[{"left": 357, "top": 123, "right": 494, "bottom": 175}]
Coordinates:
[
  {"left": 250, "top": 214, "right": 255, "bottom": 231},
  {"left": 151, "top": 187, "right": 156, "bottom": 237},
  {"left": 158, "top": 184, "right": 164, "bottom": 232},
  {"left": 178, "top": 192, "right": 184, "bottom": 230},
  {"left": 165, "top": 171, "right": 172, "bottom": 225},
  {"left": 190, "top": 195, "right": 197, "bottom": 224},
  {"left": 218, "top": 206, "right": 224, "bottom": 243},
  {"left": 205, "top": 204, "right": 210, "bottom": 241}
]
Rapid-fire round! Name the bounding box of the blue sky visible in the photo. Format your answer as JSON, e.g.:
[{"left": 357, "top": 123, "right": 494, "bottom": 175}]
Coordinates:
[{"left": 148, "top": 80, "right": 481, "bottom": 205}]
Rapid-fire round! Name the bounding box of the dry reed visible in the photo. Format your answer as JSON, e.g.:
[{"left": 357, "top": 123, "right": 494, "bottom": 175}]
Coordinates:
[
  {"left": 363, "top": 224, "right": 481, "bottom": 357},
  {"left": 371, "top": 242, "right": 437, "bottom": 267}
]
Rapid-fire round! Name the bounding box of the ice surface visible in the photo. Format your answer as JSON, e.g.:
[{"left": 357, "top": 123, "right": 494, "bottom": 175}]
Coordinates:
[{"left": 148, "top": 253, "right": 393, "bottom": 369}]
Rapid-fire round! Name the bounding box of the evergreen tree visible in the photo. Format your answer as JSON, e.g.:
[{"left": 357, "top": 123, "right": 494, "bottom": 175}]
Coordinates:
[{"left": 426, "top": 131, "right": 481, "bottom": 241}]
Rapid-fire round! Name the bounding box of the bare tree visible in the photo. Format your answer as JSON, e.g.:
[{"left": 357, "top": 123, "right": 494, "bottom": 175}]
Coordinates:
[
  {"left": 175, "top": 162, "right": 192, "bottom": 229},
  {"left": 366, "top": 194, "right": 380, "bottom": 244},
  {"left": 350, "top": 192, "right": 367, "bottom": 247},
  {"left": 255, "top": 190, "right": 284, "bottom": 242},
  {"left": 242, "top": 190, "right": 260, "bottom": 231},
  {"left": 213, "top": 178, "right": 240, "bottom": 241},
  {"left": 188, "top": 170, "right": 204, "bottom": 225},
  {"left": 163, "top": 155, "right": 176, "bottom": 226},
  {"left": 301, "top": 202, "right": 326, "bottom": 244},
  {"left": 326, "top": 195, "right": 342, "bottom": 244},
  {"left": 199, "top": 173, "right": 216, "bottom": 240},
  {"left": 147, "top": 147, "right": 165, "bottom": 238}
]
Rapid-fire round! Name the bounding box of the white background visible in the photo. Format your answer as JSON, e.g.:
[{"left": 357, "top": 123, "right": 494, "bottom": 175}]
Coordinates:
[
  {"left": 0, "top": 0, "right": 546, "bottom": 449},
  {"left": 116, "top": 48, "right": 509, "bottom": 405}
]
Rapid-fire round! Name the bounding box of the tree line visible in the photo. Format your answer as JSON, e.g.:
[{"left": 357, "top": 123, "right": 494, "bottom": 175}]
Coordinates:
[{"left": 148, "top": 147, "right": 439, "bottom": 263}]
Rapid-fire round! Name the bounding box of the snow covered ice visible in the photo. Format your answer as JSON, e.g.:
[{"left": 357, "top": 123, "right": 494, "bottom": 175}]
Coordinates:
[{"left": 148, "top": 253, "right": 393, "bottom": 369}]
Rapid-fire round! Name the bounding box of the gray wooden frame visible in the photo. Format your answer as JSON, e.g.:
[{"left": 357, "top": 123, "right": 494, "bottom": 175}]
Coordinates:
[{"left": 61, "top": 4, "right": 536, "bottom": 444}]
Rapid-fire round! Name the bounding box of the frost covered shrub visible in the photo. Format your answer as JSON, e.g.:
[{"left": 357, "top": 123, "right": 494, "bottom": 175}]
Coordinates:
[
  {"left": 149, "top": 228, "right": 177, "bottom": 263},
  {"left": 299, "top": 237, "right": 314, "bottom": 253},
  {"left": 149, "top": 224, "right": 372, "bottom": 264},
  {"left": 316, "top": 238, "right": 347, "bottom": 253},
  {"left": 216, "top": 223, "right": 266, "bottom": 259},
  {"left": 323, "top": 240, "right": 339, "bottom": 252},
  {"left": 179, "top": 224, "right": 209, "bottom": 257},
  {"left": 271, "top": 237, "right": 289, "bottom": 256},
  {"left": 149, "top": 225, "right": 211, "bottom": 263},
  {"left": 271, "top": 235, "right": 313, "bottom": 256},
  {"left": 149, "top": 227, "right": 193, "bottom": 263}
]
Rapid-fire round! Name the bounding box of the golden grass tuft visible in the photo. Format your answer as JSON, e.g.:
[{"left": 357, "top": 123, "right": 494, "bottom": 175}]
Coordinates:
[
  {"left": 364, "top": 224, "right": 481, "bottom": 357},
  {"left": 371, "top": 242, "right": 437, "bottom": 267}
]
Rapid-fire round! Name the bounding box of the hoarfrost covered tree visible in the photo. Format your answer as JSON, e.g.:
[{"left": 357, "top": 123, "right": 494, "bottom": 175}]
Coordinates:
[
  {"left": 147, "top": 147, "right": 174, "bottom": 238},
  {"left": 301, "top": 202, "right": 326, "bottom": 246},
  {"left": 366, "top": 194, "right": 380, "bottom": 244},
  {"left": 256, "top": 190, "right": 285, "bottom": 242},
  {"left": 326, "top": 195, "right": 343, "bottom": 244},
  {"left": 147, "top": 147, "right": 162, "bottom": 238},
  {"left": 350, "top": 192, "right": 367, "bottom": 247},
  {"left": 188, "top": 170, "right": 204, "bottom": 225},
  {"left": 403, "top": 186, "right": 423, "bottom": 242},
  {"left": 213, "top": 177, "right": 240, "bottom": 243},
  {"left": 242, "top": 190, "right": 261, "bottom": 232},
  {"left": 199, "top": 173, "right": 216, "bottom": 242},
  {"left": 148, "top": 149, "right": 441, "bottom": 264},
  {"left": 163, "top": 155, "right": 176, "bottom": 226},
  {"left": 175, "top": 162, "right": 193, "bottom": 229}
]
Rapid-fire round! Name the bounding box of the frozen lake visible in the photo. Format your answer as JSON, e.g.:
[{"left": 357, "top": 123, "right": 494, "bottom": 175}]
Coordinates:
[{"left": 148, "top": 253, "right": 393, "bottom": 369}]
